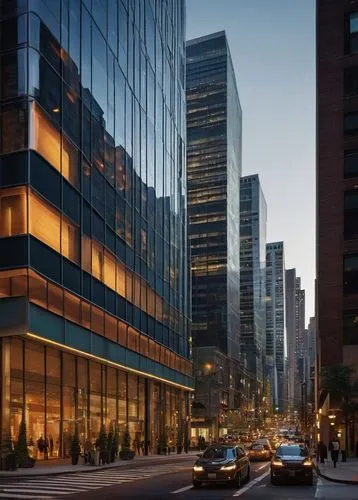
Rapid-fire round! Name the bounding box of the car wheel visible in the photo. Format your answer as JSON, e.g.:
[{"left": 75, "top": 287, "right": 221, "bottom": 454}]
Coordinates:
[
  {"left": 270, "top": 474, "right": 278, "bottom": 486},
  {"left": 234, "top": 472, "right": 241, "bottom": 488},
  {"left": 305, "top": 476, "right": 313, "bottom": 486},
  {"left": 192, "top": 480, "right": 201, "bottom": 488},
  {"left": 246, "top": 466, "right": 250, "bottom": 482}
]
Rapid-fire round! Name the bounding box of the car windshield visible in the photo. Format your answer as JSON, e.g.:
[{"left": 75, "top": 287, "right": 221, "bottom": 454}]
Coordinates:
[
  {"left": 251, "top": 445, "right": 264, "bottom": 450},
  {"left": 202, "top": 447, "right": 233, "bottom": 460},
  {"left": 276, "top": 446, "right": 308, "bottom": 457}
]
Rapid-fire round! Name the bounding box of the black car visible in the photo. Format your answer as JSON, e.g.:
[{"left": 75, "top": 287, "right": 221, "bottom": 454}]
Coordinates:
[
  {"left": 270, "top": 444, "right": 313, "bottom": 485},
  {"left": 192, "top": 444, "right": 250, "bottom": 488}
]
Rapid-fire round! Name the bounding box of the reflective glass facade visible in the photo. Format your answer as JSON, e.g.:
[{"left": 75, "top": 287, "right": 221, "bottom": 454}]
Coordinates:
[
  {"left": 265, "top": 242, "right": 286, "bottom": 412},
  {"left": 240, "top": 175, "right": 267, "bottom": 384},
  {"left": 186, "top": 31, "right": 242, "bottom": 358},
  {"left": 0, "top": 0, "right": 192, "bottom": 457}
]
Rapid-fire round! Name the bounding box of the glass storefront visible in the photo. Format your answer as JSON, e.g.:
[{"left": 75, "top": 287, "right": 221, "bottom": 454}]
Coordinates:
[{"left": 8, "top": 337, "right": 188, "bottom": 459}]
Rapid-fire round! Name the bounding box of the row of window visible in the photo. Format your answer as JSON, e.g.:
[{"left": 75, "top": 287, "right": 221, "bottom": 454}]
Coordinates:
[
  {"left": 0, "top": 186, "right": 184, "bottom": 331},
  {"left": 0, "top": 268, "right": 192, "bottom": 377}
]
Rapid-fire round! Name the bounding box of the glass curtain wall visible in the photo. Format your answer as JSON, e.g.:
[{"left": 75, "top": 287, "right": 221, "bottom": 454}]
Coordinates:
[{"left": 9, "top": 337, "right": 186, "bottom": 458}]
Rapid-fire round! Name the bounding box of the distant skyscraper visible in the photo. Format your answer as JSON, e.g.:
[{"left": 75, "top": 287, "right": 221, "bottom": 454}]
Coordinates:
[
  {"left": 240, "top": 175, "right": 267, "bottom": 386},
  {"left": 285, "top": 270, "right": 306, "bottom": 411},
  {"left": 186, "top": 31, "right": 242, "bottom": 358},
  {"left": 186, "top": 31, "right": 242, "bottom": 439},
  {"left": 285, "top": 268, "right": 297, "bottom": 411},
  {"left": 266, "top": 242, "right": 286, "bottom": 412}
]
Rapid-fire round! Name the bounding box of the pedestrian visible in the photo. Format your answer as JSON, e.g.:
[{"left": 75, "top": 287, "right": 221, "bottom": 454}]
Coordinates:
[
  {"left": 331, "top": 436, "right": 340, "bottom": 468},
  {"left": 317, "top": 440, "right": 327, "bottom": 464}
]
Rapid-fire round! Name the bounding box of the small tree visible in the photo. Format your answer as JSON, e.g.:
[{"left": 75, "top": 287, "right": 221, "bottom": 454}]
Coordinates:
[
  {"left": 121, "top": 429, "right": 131, "bottom": 452},
  {"left": 70, "top": 424, "right": 81, "bottom": 465},
  {"left": 113, "top": 424, "right": 120, "bottom": 458},
  {"left": 1, "top": 430, "right": 14, "bottom": 471},
  {"left": 14, "top": 420, "right": 32, "bottom": 468},
  {"left": 107, "top": 423, "right": 115, "bottom": 463},
  {"left": 97, "top": 424, "right": 108, "bottom": 465},
  {"left": 176, "top": 424, "right": 183, "bottom": 454}
]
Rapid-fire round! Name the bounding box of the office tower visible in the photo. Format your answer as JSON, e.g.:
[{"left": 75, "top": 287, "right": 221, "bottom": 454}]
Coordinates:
[
  {"left": 266, "top": 242, "right": 286, "bottom": 412},
  {"left": 285, "top": 268, "right": 297, "bottom": 412},
  {"left": 0, "top": 0, "right": 192, "bottom": 457},
  {"left": 240, "top": 175, "right": 267, "bottom": 386},
  {"left": 186, "top": 31, "right": 242, "bottom": 439}
]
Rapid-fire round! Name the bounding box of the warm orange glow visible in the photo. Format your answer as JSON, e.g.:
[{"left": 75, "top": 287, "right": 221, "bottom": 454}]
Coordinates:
[
  {"left": 31, "top": 103, "right": 61, "bottom": 172},
  {"left": 31, "top": 103, "right": 79, "bottom": 188},
  {"left": 0, "top": 187, "right": 27, "bottom": 237},
  {"left": 30, "top": 192, "right": 61, "bottom": 252},
  {"left": 25, "top": 332, "right": 194, "bottom": 391}
]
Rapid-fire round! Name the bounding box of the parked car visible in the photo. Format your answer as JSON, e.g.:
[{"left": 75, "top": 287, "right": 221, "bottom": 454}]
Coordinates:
[
  {"left": 247, "top": 443, "right": 271, "bottom": 461},
  {"left": 270, "top": 444, "right": 313, "bottom": 485},
  {"left": 192, "top": 445, "right": 250, "bottom": 488}
]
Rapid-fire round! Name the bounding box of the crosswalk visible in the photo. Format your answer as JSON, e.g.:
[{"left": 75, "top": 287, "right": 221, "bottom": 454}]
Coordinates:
[{"left": 0, "top": 464, "right": 189, "bottom": 499}]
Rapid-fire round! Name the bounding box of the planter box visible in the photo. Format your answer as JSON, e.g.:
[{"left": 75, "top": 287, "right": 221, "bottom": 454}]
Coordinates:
[{"left": 119, "top": 450, "right": 135, "bottom": 460}]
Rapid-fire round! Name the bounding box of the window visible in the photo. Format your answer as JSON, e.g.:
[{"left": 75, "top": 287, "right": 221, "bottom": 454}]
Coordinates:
[
  {"left": 345, "top": 149, "right": 358, "bottom": 178},
  {"left": 0, "top": 188, "right": 27, "bottom": 236},
  {"left": 29, "top": 192, "right": 61, "bottom": 252},
  {"left": 30, "top": 103, "right": 79, "bottom": 188},
  {"left": 345, "top": 12, "right": 358, "bottom": 55},
  {"left": 344, "top": 111, "right": 358, "bottom": 135},
  {"left": 92, "top": 240, "right": 103, "bottom": 280},
  {"left": 344, "top": 253, "right": 358, "bottom": 294},
  {"left": 344, "top": 66, "right": 358, "bottom": 98},
  {"left": 62, "top": 216, "right": 79, "bottom": 264},
  {"left": 343, "top": 309, "right": 358, "bottom": 345}
]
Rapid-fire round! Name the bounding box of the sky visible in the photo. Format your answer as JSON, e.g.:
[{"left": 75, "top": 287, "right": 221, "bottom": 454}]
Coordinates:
[{"left": 186, "top": 0, "right": 316, "bottom": 322}]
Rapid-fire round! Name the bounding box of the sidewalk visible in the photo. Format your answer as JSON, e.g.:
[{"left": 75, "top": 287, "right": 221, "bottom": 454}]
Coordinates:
[
  {"left": 315, "top": 457, "right": 358, "bottom": 484},
  {"left": 0, "top": 451, "right": 198, "bottom": 479}
]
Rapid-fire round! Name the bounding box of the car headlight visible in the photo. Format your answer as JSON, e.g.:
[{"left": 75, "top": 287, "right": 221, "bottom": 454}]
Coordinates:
[
  {"left": 303, "top": 459, "right": 312, "bottom": 467},
  {"left": 193, "top": 465, "right": 204, "bottom": 472},
  {"left": 220, "top": 463, "right": 236, "bottom": 471},
  {"left": 271, "top": 458, "right": 283, "bottom": 467}
]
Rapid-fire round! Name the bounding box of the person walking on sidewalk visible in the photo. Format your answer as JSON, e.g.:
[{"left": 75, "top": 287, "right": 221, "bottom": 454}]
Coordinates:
[
  {"left": 317, "top": 441, "right": 327, "bottom": 464},
  {"left": 331, "top": 436, "right": 340, "bottom": 468}
]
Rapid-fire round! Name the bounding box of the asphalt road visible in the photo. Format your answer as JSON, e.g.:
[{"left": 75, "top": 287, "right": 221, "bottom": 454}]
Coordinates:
[{"left": 0, "top": 458, "right": 357, "bottom": 499}]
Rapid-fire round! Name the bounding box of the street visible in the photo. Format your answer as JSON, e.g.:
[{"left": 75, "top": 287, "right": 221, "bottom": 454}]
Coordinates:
[{"left": 0, "top": 458, "right": 356, "bottom": 500}]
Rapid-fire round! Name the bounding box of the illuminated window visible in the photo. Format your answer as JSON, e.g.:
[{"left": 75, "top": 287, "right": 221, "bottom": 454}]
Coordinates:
[
  {"left": 125, "top": 270, "right": 133, "bottom": 301},
  {"left": 31, "top": 103, "right": 79, "bottom": 188},
  {"left": 64, "top": 291, "right": 80, "bottom": 323},
  {"left": 62, "top": 137, "right": 79, "bottom": 188},
  {"left": 29, "top": 192, "right": 60, "bottom": 252},
  {"left": 29, "top": 271, "right": 47, "bottom": 308},
  {"left": 127, "top": 327, "right": 139, "bottom": 351},
  {"left": 82, "top": 236, "right": 91, "bottom": 273},
  {"left": 62, "top": 216, "right": 79, "bottom": 264},
  {"left": 118, "top": 321, "right": 127, "bottom": 346},
  {"left": 47, "top": 283, "right": 63, "bottom": 316},
  {"left": 0, "top": 188, "right": 27, "bottom": 237},
  {"left": 116, "top": 261, "right": 126, "bottom": 297},
  {"left": 31, "top": 102, "right": 61, "bottom": 171},
  {"left": 91, "top": 306, "right": 104, "bottom": 335},
  {"left": 105, "top": 315, "right": 117, "bottom": 342},
  {"left": 104, "top": 250, "right": 116, "bottom": 291},
  {"left": 92, "top": 241, "right": 103, "bottom": 281}
]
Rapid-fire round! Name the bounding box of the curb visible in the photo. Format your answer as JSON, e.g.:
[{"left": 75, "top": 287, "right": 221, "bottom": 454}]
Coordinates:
[
  {"left": 315, "top": 463, "right": 358, "bottom": 485},
  {"left": 0, "top": 454, "right": 196, "bottom": 480}
]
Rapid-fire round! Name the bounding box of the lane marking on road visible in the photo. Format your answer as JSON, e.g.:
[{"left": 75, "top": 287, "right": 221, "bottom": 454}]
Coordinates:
[
  {"left": 256, "top": 463, "right": 270, "bottom": 471},
  {"left": 315, "top": 477, "right": 323, "bottom": 498},
  {"left": 171, "top": 484, "right": 193, "bottom": 494},
  {"left": 233, "top": 470, "right": 270, "bottom": 497}
]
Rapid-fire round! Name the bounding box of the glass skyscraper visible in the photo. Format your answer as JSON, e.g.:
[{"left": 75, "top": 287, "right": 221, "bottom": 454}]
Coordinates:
[
  {"left": 0, "top": 0, "right": 192, "bottom": 460},
  {"left": 240, "top": 175, "right": 267, "bottom": 386},
  {"left": 266, "top": 242, "right": 286, "bottom": 412},
  {"left": 186, "top": 31, "right": 242, "bottom": 359},
  {"left": 186, "top": 31, "right": 242, "bottom": 440}
]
